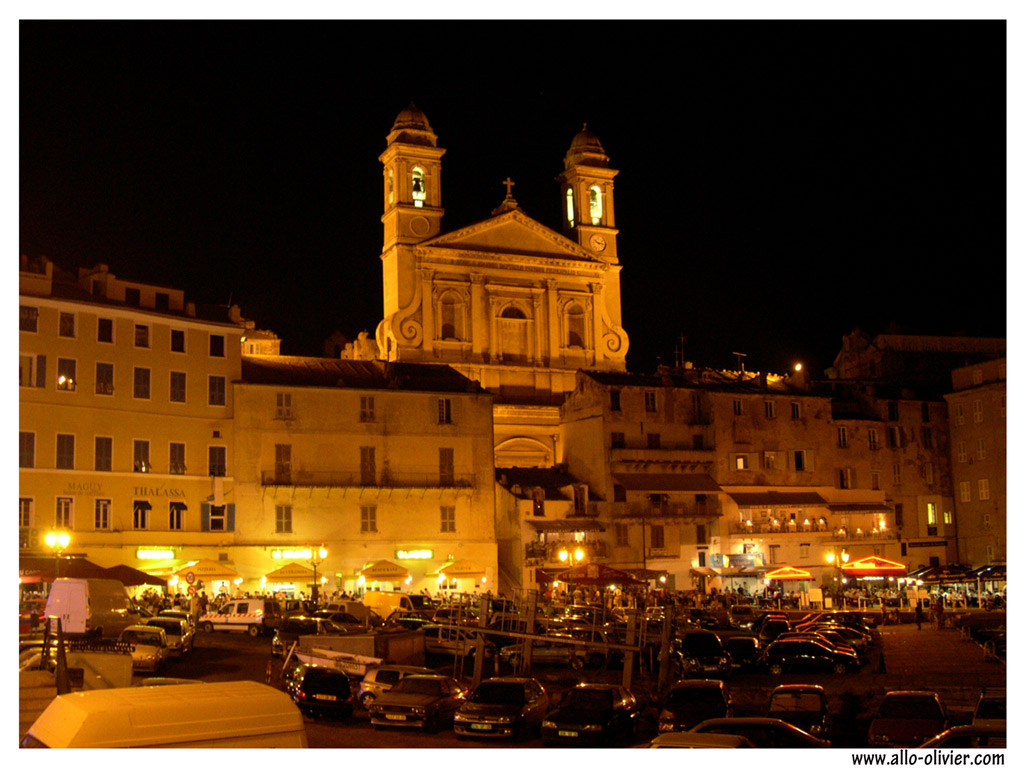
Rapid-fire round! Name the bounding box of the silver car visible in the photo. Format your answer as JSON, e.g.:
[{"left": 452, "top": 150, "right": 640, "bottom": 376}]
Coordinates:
[
  {"left": 118, "top": 625, "right": 169, "bottom": 673},
  {"left": 358, "top": 664, "right": 435, "bottom": 707},
  {"left": 144, "top": 616, "right": 194, "bottom": 656}
]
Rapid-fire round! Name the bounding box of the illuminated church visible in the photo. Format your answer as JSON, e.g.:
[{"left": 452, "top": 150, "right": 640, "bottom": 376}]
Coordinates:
[{"left": 374, "top": 105, "right": 630, "bottom": 467}]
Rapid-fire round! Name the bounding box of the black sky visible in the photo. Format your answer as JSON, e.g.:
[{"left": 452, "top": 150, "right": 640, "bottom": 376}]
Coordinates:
[{"left": 19, "top": 21, "right": 1007, "bottom": 377}]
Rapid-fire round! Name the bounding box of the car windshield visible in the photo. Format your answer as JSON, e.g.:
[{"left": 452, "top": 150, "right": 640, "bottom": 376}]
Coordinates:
[
  {"left": 470, "top": 682, "right": 525, "bottom": 705},
  {"left": 394, "top": 678, "right": 442, "bottom": 696},
  {"left": 149, "top": 622, "right": 181, "bottom": 635},
  {"left": 771, "top": 692, "right": 824, "bottom": 713},
  {"left": 566, "top": 688, "right": 613, "bottom": 711},
  {"left": 878, "top": 697, "right": 942, "bottom": 719},
  {"left": 681, "top": 634, "right": 721, "bottom": 654},
  {"left": 665, "top": 689, "right": 724, "bottom": 709},
  {"left": 124, "top": 631, "right": 161, "bottom": 646}
]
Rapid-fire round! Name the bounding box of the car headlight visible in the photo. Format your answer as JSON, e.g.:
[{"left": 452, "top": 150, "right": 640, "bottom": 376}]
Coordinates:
[
  {"left": 495, "top": 715, "right": 515, "bottom": 724},
  {"left": 454, "top": 713, "right": 467, "bottom": 723},
  {"left": 684, "top": 658, "right": 699, "bottom": 668},
  {"left": 719, "top": 656, "right": 730, "bottom": 666},
  {"left": 542, "top": 720, "right": 556, "bottom": 729},
  {"left": 581, "top": 724, "right": 604, "bottom": 731},
  {"left": 658, "top": 721, "right": 675, "bottom": 732},
  {"left": 810, "top": 725, "right": 822, "bottom": 734},
  {"left": 412, "top": 707, "right": 426, "bottom": 715}
]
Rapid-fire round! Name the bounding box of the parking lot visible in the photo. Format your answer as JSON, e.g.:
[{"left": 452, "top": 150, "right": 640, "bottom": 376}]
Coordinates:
[{"left": 139, "top": 616, "right": 1005, "bottom": 748}]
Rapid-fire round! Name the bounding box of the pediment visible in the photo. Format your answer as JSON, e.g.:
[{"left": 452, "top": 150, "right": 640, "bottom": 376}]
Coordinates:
[{"left": 422, "top": 209, "right": 598, "bottom": 263}]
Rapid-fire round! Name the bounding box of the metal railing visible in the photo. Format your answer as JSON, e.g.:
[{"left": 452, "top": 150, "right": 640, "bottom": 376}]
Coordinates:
[
  {"left": 260, "top": 470, "right": 475, "bottom": 488},
  {"left": 592, "top": 501, "right": 723, "bottom": 519},
  {"left": 524, "top": 540, "right": 608, "bottom": 564}
]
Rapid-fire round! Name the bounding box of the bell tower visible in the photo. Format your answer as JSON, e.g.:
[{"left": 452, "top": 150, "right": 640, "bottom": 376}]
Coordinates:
[
  {"left": 558, "top": 124, "right": 619, "bottom": 264},
  {"left": 379, "top": 104, "right": 446, "bottom": 349}
]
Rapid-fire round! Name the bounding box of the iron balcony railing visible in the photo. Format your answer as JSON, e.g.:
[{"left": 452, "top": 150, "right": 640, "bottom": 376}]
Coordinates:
[
  {"left": 524, "top": 540, "right": 608, "bottom": 564},
  {"left": 590, "top": 501, "right": 723, "bottom": 520}
]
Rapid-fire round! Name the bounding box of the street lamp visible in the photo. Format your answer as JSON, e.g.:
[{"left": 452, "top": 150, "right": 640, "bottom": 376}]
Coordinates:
[
  {"left": 825, "top": 549, "right": 849, "bottom": 607},
  {"left": 45, "top": 530, "right": 71, "bottom": 579},
  {"left": 308, "top": 546, "right": 327, "bottom": 605}
]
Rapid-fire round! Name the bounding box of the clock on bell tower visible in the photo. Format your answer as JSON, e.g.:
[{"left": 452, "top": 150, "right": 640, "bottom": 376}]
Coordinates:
[{"left": 557, "top": 124, "right": 619, "bottom": 264}]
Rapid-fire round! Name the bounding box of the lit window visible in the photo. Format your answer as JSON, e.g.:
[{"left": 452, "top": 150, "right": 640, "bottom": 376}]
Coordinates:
[
  {"left": 735, "top": 454, "right": 749, "bottom": 470},
  {"left": 943, "top": 509, "right": 953, "bottom": 525},
  {"left": 589, "top": 185, "right": 603, "bottom": 224},
  {"left": 96, "top": 362, "right": 114, "bottom": 395},
  {"left": 170, "top": 443, "right": 186, "bottom": 474},
  {"left": 927, "top": 502, "right": 937, "bottom": 525},
  {"left": 57, "top": 358, "right": 77, "bottom": 391},
  {"left": 566, "top": 188, "right": 575, "bottom": 227},
  {"left": 134, "top": 440, "right": 151, "bottom": 473},
  {"left": 411, "top": 166, "right": 426, "bottom": 207}
]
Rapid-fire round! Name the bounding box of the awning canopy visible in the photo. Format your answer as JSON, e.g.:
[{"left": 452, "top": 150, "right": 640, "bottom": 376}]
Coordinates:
[
  {"left": 172, "top": 559, "right": 240, "bottom": 581},
  {"left": 265, "top": 562, "right": 316, "bottom": 582},
  {"left": 967, "top": 564, "right": 1007, "bottom": 582},
  {"left": 917, "top": 563, "right": 973, "bottom": 583},
  {"left": 689, "top": 567, "right": 720, "bottom": 579},
  {"left": 526, "top": 519, "right": 606, "bottom": 533},
  {"left": 612, "top": 473, "right": 722, "bottom": 492},
  {"left": 104, "top": 564, "right": 167, "bottom": 587},
  {"left": 435, "top": 559, "right": 486, "bottom": 579},
  {"left": 720, "top": 566, "right": 766, "bottom": 577},
  {"left": 359, "top": 560, "right": 411, "bottom": 582},
  {"left": 620, "top": 568, "right": 671, "bottom": 581},
  {"left": 554, "top": 563, "right": 644, "bottom": 587},
  {"left": 841, "top": 556, "right": 907, "bottom": 577},
  {"left": 19, "top": 556, "right": 114, "bottom": 584},
  {"left": 727, "top": 491, "right": 828, "bottom": 507},
  {"left": 765, "top": 566, "right": 814, "bottom": 581}
]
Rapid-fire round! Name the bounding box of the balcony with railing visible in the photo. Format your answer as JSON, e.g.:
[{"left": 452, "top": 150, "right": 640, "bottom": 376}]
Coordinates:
[
  {"left": 591, "top": 499, "right": 723, "bottom": 520},
  {"left": 729, "top": 519, "right": 898, "bottom": 540},
  {"left": 260, "top": 469, "right": 475, "bottom": 489},
  {"left": 524, "top": 539, "right": 608, "bottom": 565}
]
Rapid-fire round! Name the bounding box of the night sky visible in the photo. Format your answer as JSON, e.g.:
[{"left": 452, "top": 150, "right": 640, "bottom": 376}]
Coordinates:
[{"left": 19, "top": 21, "right": 1007, "bottom": 377}]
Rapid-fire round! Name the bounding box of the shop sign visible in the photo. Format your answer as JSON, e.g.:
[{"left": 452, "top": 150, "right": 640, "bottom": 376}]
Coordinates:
[
  {"left": 271, "top": 548, "right": 314, "bottom": 560},
  {"left": 136, "top": 548, "right": 176, "bottom": 560},
  {"left": 133, "top": 484, "right": 186, "bottom": 497},
  {"left": 908, "top": 541, "right": 948, "bottom": 548},
  {"left": 63, "top": 480, "right": 103, "bottom": 495},
  {"left": 395, "top": 549, "right": 433, "bottom": 560}
]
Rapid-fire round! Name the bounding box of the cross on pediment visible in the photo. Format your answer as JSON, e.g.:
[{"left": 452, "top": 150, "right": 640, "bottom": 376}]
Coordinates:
[{"left": 502, "top": 177, "right": 515, "bottom": 197}]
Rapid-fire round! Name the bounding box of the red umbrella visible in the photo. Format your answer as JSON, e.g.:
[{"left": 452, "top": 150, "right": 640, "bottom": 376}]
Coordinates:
[
  {"left": 550, "top": 563, "right": 644, "bottom": 587},
  {"left": 19, "top": 556, "right": 111, "bottom": 583}
]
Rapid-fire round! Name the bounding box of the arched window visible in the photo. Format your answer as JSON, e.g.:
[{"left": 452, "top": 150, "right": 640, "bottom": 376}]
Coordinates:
[
  {"left": 387, "top": 169, "right": 394, "bottom": 206},
  {"left": 501, "top": 305, "right": 527, "bottom": 320},
  {"left": 411, "top": 166, "right": 426, "bottom": 208},
  {"left": 567, "top": 304, "right": 586, "bottom": 349},
  {"left": 566, "top": 188, "right": 575, "bottom": 228},
  {"left": 589, "top": 185, "right": 603, "bottom": 225},
  {"left": 439, "top": 292, "right": 464, "bottom": 340}
]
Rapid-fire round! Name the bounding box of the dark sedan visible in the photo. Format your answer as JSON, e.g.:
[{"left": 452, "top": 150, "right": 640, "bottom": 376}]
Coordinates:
[
  {"left": 658, "top": 679, "right": 732, "bottom": 733},
  {"left": 541, "top": 683, "right": 639, "bottom": 746},
  {"left": 762, "top": 637, "right": 859, "bottom": 675},
  {"left": 671, "top": 630, "right": 732, "bottom": 679},
  {"left": 454, "top": 677, "right": 549, "bottom": 739},
  {"left": 368, "top": 674, "right": 468, "bottom": 732},
  {"left": 271, "top": 615, "right": 353, "bottom": 657},
  {"left": 691, "top": 716, "right": 831, "bottom": 748},
  {"left": 285, "top": 663, "right": 354, "bottom": 719},
  {"left": 868, "top": 691, "right": 949, "bottom": 747}
]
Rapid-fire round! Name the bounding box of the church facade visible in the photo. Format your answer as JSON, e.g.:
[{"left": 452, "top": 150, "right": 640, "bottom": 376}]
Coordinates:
[{"left": 374, "top": 105, "right": 629, "bottom": 467}]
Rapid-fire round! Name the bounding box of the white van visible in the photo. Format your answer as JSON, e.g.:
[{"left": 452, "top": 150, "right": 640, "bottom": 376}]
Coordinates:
[
  {"left": 44, "top": 578, "right": 140, "bottom": 639},
  {"left": 198, "top": 597, "right": 281, "bottom": 636},
  {"left": 21, "top": 680, "right": 308, "bottom": 748}
]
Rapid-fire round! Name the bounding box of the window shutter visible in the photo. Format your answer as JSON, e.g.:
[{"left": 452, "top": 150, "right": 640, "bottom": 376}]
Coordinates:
[
  {"left": 227, "top": 504, "right": 235, "bottom": 532},
  {"left": 805, "top": 450, "right": 815, "bottom": 471},
  {"left": 787, "top": 450, "right": 796, "bottom": 470},
  {"left": 201, "top": 503, "right": 210, "bottom": 532},
  {"left": 36, "top": 355, "right": 46, "bottom": 387}
]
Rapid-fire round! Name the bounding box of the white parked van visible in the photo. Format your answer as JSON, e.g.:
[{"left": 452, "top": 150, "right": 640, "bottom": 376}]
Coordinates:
[
  {"left": 198, "top": 597, "right": 281, "bottom": 636},
  {"left": 21, "top": 680, "right": 307, "bottom": 748},
  {"left": 362, "top": 591, "right": 415, "bottom": 617},
  {"left": 44, "top": 578, "right": 140, "bottom": 639}
]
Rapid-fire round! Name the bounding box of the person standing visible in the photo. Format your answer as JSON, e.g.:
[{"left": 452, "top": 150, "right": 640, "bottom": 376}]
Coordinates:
[{"left": 915, "top": 600, "right": 923, "bottom": 630}]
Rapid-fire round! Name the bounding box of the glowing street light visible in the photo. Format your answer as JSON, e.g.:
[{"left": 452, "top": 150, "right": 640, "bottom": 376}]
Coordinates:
[
  {"left": 45, "top": 530, "right": 71, "bottom": 579},
  {"left": 308, "top": 545, "right": 328, "bottom": 605}
]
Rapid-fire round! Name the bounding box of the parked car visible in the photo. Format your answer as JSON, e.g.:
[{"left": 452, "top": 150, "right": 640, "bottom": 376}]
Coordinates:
[
  {"left": 690, "top": 716, "right": 831, "bottom": 748},
  {"left": 868, "top": 691, "right": 949, "bottom": 747},
  {"left": 541, "top": 683, "right": 639, "bottom": 746},
  {"left": 685, "top": 608, "right": 726, "bottom": 630},
  {"left": 919, "top": 724, "right": 1006, "bottom": 749},
  {"left": 645, "top": 732, "right": 755, "bottom": 748},
  {"left": 312, "top": 610, "right": 367, "bottom": 629},
  {"left": 761, "top": 637, "right": 859, "bottom": 675},
  {"left": 972, "top": 688, "right": 1006, "bottom": 728},
  {"left": 158, "top": 609, "right": 195, "bottom": 629},
  {"left": 658, "top": 679, "right": 733, "bottom": 733},
  {"left": 758, "top": 617, "right": 792, "bottom": 644},
  {"left": 284, "top": 663, "right": 354, "bottom": 719},
  {"left": 368, "top": 674, "right": 468, "bottom": 732},
  {"left": 118, "top": 624, "right": 170, "bottom": 673},
  {"left": 454, "top": 676, "right": 550, "bottom": 739},
  {"left": 421, "top": 624, "right": 495, "bottom": 659},
  {"left": 501, "top": 633, "right": 594, "bottom": 671},
  {"left": 799, "top": 620, "right": 872, "bottom": 650},
  {"left": 768, "top": 684, "right": 831, "bottom": 739},
  {"left": 358, "top": 664, "right": 436, "bottom": 707},
  {"left": 198, "top": 597, "right": 281, "bottom": 637},
  {"left": 727, "top": 605, "right": 759, "bottom": 630},
  {"left": 270, "top": 615, "right": 352, "bottom": 657},
  {"left": 671, "top": 630, "right": 732, "bottom": 679},
  {"left": 143, "top": 616, "right": 194, "bottom": 656},
  {"left": 775, "top": 631, "right": 860, "bottom": 664},
  {"left": 384, "top": 613, "right": 438, "bottom": 632},
  {"left": 724, "top": 635, "right": 761, "bottom": 671}
]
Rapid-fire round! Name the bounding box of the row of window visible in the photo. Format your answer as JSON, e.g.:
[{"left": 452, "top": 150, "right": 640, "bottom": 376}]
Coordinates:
[
  {"left": 19, "top": 497, "right": 232, "bottom": 532},
  {"left": 959, "top": 479, "right": 993, "bottom": 503},
  {"left": 732, "top": 399, "right": 805, "bottom": 419},
  {"left": 836, "top": 425, "right": 929, "bottom": 450},
  {"left": 274, "top": 504, "right": 457, "bottom": 534},
  {"left": 957, "top": 439, "right": 990, "bottom": 462},
  {"left": 953, "top": 398, "right": 1005, "bottom": 424},
  {"left": 275, "top": 393, "right": 456, "bottom": 425},
  {"left": 19, "top": 432, "right": 226, "bottom": 475},
  {"left": 20, "top": 306, "right": 228, "bottom": 357},
  {"left": 19, "top": 355, "right": 228, "bottom": 405},
  {"left": 272, "top": 445, "right": 457, "bottom": 486}
]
